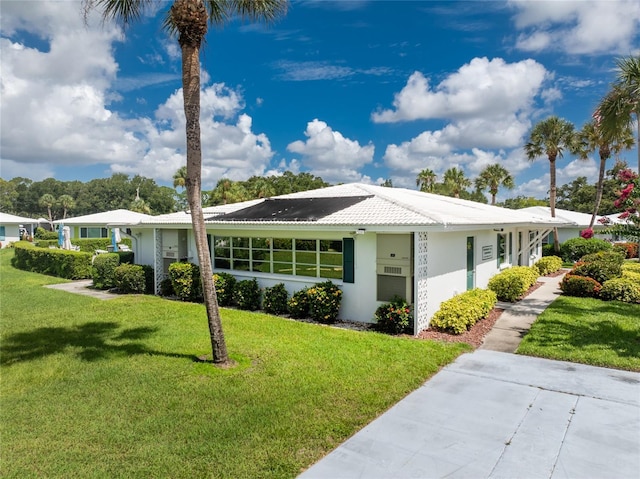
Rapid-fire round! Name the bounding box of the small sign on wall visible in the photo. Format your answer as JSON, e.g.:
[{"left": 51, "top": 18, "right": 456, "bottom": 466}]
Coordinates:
[{"left": 482, "top": 245, "right": 493, "bottom": 261}]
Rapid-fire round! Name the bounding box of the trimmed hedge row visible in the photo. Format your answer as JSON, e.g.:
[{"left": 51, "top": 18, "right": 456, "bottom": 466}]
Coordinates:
[
  {"left": 11, "top": 243, "right": 92, "bottom": 279},
  {"left": 36, "top": 238, "right": 132, "bottom": 253},
  {"left": 430, "top": 288, "right": 497, "bottom": 335}
]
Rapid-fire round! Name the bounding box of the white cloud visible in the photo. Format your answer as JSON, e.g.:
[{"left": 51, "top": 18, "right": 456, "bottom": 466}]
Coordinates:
[
  {"left": 287, "top": 119, "right": 375, "bottom": 183},
  {"left": 517, "top": 157, "right": 598, "bottom": 198},
  {"left": 0, "top": 3, "right": 274, "bottom": 189},
  {"left": 510, "top": 0, "right": 640, "bottom": 54}
]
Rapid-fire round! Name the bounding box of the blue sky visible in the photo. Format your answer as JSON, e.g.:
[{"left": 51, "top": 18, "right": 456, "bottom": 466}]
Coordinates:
[{"left": 1, "top": 0, "right": 639, "bottom": 201}]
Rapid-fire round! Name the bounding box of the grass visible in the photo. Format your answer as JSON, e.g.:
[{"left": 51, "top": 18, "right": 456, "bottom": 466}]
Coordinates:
[
  {"left": 0, "top": 249, "right": 470, "bottom": 479},
  {"left": 517, "top": 295, "right": 640, "bottom": 371}
]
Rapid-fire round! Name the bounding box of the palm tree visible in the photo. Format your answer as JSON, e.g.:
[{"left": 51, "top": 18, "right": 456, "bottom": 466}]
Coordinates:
[
  {"left": 249, "top": 177, "right": 275, "bottom": 199},
  {"left": 524, "top": 116, "right": 576, "bottom": 252},
  {"left": 575, "top": 119, "right": 634, "bottom": 228},
  {"left": 173, "top": 166, "right": 187, "bottom": 190},
  {"left": 57, "top": 194, "right": 76, "bottom": 219},
  {"left": 597, "top": 56, "right": 640, "bottom": 173},
  {"left": 443, "top": 167, "right": 471, "bottom": 198},
  {"left": 474, "top": 164, "right": 514, "bottom": 205},
  {"left": 85, "top": 0, "right": 288, "bottom": 366},
  {"left": 38, "top": 193, "right": 56, "bottom": 229},
  {"left": 416, "top": 168, "right": 437, "bottom": 193}
]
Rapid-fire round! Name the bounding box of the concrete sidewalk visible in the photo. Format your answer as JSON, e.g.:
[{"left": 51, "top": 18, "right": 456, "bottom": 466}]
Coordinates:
[
  {"left": 299, "top": 273, "right": 640, "bottom": 478},
  {"left": 480, "top": 272, "right": 566, "bottom": 353},
  {"left": 299, "top": 350, "right": 640, "bottom": 479},
  {"left": 45, "top": 279, "right": 119, "bottom": 300}
]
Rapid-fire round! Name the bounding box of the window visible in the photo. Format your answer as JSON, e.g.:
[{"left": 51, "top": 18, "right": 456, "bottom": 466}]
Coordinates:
[
  {"left": 0, "top": 226, "right": 5, "bottom": 241},
  {"left": 213, "top": 236, "right": 344, "bottom": 280},
  {"left": 80, "top": 227, "right": 108, "bottom": 238}
]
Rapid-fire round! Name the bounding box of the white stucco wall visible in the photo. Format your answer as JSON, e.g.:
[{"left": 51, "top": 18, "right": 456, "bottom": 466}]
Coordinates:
[{"left": 1, "top": 224, "right": 21, "bottom": 247}]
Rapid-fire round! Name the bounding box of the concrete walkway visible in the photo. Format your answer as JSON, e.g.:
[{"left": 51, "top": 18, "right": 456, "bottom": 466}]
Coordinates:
[
  {"left": 299, "top": 273, "right": 640, "bottom": 478},
  {"left": 45, "top": 279, "right": 119, "bottom": 300}
]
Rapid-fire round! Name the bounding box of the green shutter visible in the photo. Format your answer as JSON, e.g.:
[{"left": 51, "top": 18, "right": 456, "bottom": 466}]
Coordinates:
[{"left": 343, "top": 237, "right": 354, "bottom": 283}]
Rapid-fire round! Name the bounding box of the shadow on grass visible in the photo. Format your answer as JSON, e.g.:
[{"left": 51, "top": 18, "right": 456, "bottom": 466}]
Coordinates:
[
  {"left": 1, "top": 321, "right": 200, "bottom": 365},
  {"left": 523, "top": 298, "right": 640, "bottom": 360}
]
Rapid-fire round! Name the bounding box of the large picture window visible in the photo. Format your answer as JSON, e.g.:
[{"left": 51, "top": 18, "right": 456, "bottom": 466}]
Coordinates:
[
  {"left": 213, "top": 236, "right": 344, "bottom": 280},
  {"left": 80, "top": 227, "right": 108, "bottom": 238}
]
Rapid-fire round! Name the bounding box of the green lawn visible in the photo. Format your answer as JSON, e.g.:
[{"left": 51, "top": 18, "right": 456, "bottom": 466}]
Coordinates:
[
  {"left": 517, "top": 295, "right": 640, "bottom": 371},
  {"left": 0, "top": 249, "right": 470, "bottom": 479}
]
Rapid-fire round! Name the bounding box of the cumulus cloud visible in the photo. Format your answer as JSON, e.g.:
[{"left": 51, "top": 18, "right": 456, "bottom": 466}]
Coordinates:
[
  {"left": 517, "top": 157, "right": 598, "bottom": 198},
  {"left": 509, "top": 0, "right": 640, "bottom": 54},
  {"left": 0, "top": 2, "right": 274, "bottom": 189},
  {"left": 287, "top": 119, "right": 375, "bottom": 183}
]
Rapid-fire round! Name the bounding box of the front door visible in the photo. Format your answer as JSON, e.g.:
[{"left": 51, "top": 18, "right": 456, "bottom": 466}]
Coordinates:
[{"left": 466, "top": 236, "right": 475, "bottom": 290}]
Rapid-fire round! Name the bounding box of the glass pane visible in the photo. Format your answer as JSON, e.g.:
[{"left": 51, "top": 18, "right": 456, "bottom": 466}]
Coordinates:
[
  {"left": 320, "top": 240, "right": 342, "bottom": 253},
  {"left": 273, "top": 262, "right": 293, "bottom": 275},
  {"left": 320, "top": 252, "right": 342, "bottom": 266},
  {"left": 252, "top": 250, "right": 271, "bottom": 262},
  {"left": 320, "top": 267, "right": 343, "bottom": 279},
  {"left": 233, "top": 237, "right": 249, "bottom": 248},
  {"left": 214, "top": 247, "right": 230, "bottom": 259},
  {"left": 234, "top": 248, "right": 250, "bottom": 260},
  {"left": 273, "top": 250, "right": 293, "bottom": 263},
  {"left": 295, "top": 239, "right": 316, "bottom": 251},
  {"left": 296, "top": 251, "right": 316, "bottom": 264},
  {"left": 252, "top": 237, "right": 270, "bottom": 249},
  {"left": 252, "top": 261, "right": 271, "bottom": 273},
  {"left": 296, "top": 264, "right": 318, "bottom": 277},
  {"left": 214, "top": 236, "right": 230, "bottom": 248},
  {"left": 214, "top": 258, "right": 230, "bottom": 270},
  {"left": 273, "top": 238, "right": 292, "bottom": 250},
  {"left": 233, "top": 259, "right": 250, "bottom": 271}
]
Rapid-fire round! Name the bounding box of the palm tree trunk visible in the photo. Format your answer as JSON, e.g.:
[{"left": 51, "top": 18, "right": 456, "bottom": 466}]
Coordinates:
[
  {"left": 589, "top": 153, "right": 608, "bottom": 229},
  {"left": 549, "top": 157, "right": 560, "bottom": 252},
  {"left": 181, "top": 41, "right": 229, "bottom": 366}
]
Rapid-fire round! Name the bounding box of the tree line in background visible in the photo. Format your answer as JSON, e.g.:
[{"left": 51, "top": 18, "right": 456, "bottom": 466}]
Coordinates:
[{"left": 0, "top": 170, "right": 328, "bottom": 222}]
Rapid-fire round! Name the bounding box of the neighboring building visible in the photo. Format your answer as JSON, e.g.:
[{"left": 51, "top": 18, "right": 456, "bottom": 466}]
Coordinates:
[
  {"left": 518, "top": 206, "right": 614, "bottom": 243},
  {"left": 125, "top": 183, "right": 566, "bottom": 334},
  {"left": 0, "top": 212, "right": 39, "bottom": 247},
  {"left": 54, "top": 209, "right": 153, "bottom": 241}
]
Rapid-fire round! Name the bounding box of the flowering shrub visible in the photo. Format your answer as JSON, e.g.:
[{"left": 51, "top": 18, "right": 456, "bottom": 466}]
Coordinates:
[
  {"left": 608, "top": 168, "right": 640, "bottom": 242},
  {"left": 233, "top": 278, "right": 261, "bottom": 311},
  {"left": 612, "top": 242, "right": 639, "bottom": 259},
  {"left": 213, "top": 272, "right": 236, "bottom": 306},
  {"left": 288, "top": 287, "right": 310, "bottom": 319},
  {"left": 373, "top": 296, "right": 412, "bottom": 335},
  {"left": 560, "top": 274, "right": 601, "bottom": 297},
  {"left": 168, "top": 262, "right": 202, "bottom": 302},
  {"left": 580, "top": 228, "right": 594, "bottom": 239},
  {"left": 263, "top": 283, "right": 289, "bottom": 315},
  {"left": 307, "top": 280, "right": 343, "bottom": 324}
]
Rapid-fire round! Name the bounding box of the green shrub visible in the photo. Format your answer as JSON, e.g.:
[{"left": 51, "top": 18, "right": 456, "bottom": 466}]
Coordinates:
[
  {"left": 488, "top": 266, "right": 539, "bottom": 302},
  {"left": 559, "top": 274, "right": 601, "bottom": 297},
  {"left": 12, "top": 243, "right": 93, "bottom": 279},
  {"left": 430, "top": 289, "right": 497, "bottom": 335},
  {"left": 560, "top": 237, "right": 612, "bottom": 262},
  {"left": 572, "top": 251, "right": 624, "bottom": 284},
  {"left": 307, "top": 280, "right": 343, "bottom": 324},
  {"left": 534, "top": 256, "right": 563, "bottom": 276},
  {"left": 168, "top": 262, "right": 202, "bottom": 302},
  {"left": 233, "top": 278, "right": 261, "bottom": 311},
  {"left": 213, "top": 272, "right": 236, "bottom": 307},
  {"left": 92, "top": 253, "right": 120, "bottom": 289},
  {"left": 622, "top": 270, "right": 640, "bottom": 285},
  {"left": 263, "top": 283, "right": 289, "bottom": 315},
  {"left": 160, "top": 278, "right": 174, "bottom": 297},
  {"left": 613, "top": 242, "right": 639, "bottom": 259},
  {"left": 114, "top": 263, "right": 146, "bottom": 294},
  {"left": 288, "top": 288, "right": 310, "bottom": 319},
  {"left": 373, "top": 296, "right": 412, "bottom": 335},
  {"left": 622, "top": 262, "right": 640, "bottom": 274},
  {"left": 34, "top": 227, "right": 57, "bottom": 240},
  {"left": 542, "top": 243, "right": 557, "bottom": 257},
  {"left": 599, "top": 278, "right": 640, "bottom": 303}
]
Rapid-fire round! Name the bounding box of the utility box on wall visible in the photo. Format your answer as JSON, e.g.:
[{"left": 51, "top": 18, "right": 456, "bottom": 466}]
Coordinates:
[
  {"left": 376, "top": 234, "right": 414, "bottom": 303},
  {"left": 162, "top": 229, "right": 188, "bottom": 275}
]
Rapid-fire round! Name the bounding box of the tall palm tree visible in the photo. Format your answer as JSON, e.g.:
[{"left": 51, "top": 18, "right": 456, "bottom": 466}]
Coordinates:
[
  {"left": 575, "top": 119, "right": 634, "bottom": 228},
  {"left": 597, "top": 56, "right": 640, "bottom": 173},
  {"left": 57, "top": 194, "right": 76, "bottom": 219},
  {"left": 416, "top": 168, "right": 437, "bottom": 193},
  {"left": 524, "top": 116, "right": 576, "bottom": 252},
  {"left": 173, "top": 166, "right": 187, "bottom": 190},
  {"left": 38, "top": 193, "right": 56, "bottom": 229},
  {"left": 85, "top": 0, "right": 288, "bottom": 366},
  {"left": 474, "top": 164, "right": 514, "bottom": 205},
  {"left": 443, "top": 167, "right": 471, "bottom": 198}
]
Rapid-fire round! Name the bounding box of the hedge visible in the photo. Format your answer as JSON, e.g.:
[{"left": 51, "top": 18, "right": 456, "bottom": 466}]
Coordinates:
[
  {"left": 11, "top": 243, "right": 92, "bottom": 279},
  {"left": 488, "top": 266, "right": 539, "bottom": 302},
  {"left": 430, "top": 288, "right": 497, "bottom": 335}
]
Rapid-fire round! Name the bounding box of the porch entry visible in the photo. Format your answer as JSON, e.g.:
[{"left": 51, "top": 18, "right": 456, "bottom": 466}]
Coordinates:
[{"left": 466, "top": 236, "right": 475, "bottom": 290}]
